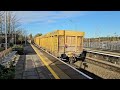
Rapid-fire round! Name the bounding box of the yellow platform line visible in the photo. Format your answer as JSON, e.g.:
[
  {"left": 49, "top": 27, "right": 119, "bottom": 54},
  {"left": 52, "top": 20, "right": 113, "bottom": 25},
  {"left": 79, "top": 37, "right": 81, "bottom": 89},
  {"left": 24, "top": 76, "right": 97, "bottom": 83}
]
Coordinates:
[{"left": 31, "top": 44, "right": 60, "bottom": 79}]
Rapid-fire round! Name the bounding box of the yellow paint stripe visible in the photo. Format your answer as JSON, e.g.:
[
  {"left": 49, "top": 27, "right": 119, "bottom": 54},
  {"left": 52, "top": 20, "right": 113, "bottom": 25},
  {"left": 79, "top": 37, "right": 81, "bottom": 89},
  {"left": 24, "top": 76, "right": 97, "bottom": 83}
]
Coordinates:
[{"left": 31, "top": 44, "right": 60, "bottom": 79}]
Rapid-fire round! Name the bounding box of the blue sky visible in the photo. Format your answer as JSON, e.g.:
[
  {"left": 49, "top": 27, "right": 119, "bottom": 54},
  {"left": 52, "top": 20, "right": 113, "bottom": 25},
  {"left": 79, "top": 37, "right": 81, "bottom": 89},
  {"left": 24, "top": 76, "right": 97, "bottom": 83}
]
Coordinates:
[{"left": 16, "top": 11, "right": 120, "bottom": 38}]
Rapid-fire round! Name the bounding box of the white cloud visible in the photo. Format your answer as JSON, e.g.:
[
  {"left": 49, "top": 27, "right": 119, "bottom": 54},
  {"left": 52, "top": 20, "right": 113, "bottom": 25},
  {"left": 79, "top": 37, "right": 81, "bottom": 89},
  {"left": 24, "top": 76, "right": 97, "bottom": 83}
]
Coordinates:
[
  {"left": 14, "top": 11, "right": 86, "bottom": 25},
  {"left": 47, "top": 20, "right": 56, "bottom": 23}
]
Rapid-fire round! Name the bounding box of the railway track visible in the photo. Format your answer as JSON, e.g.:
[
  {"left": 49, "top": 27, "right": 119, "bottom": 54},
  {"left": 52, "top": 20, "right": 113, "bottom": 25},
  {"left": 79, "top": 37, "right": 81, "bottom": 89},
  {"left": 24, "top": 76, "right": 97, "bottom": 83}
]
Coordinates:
[
  {"left": 84, "top": 48, "right": 120, "bottom": 58},
  {"left": 84, "top": 48, "right": 120, "bottom": 73},
  {"left": 33, "top": 44, "right": 120, "bottom": 79},
  {"left": 66, "top": 61, "right": 102, "bottom": 79},
  {"left": 73, "top": 48, "right": 120, "bottom": 79},
  {"left": 79, "top": 58, "right": 120, "bottom": 79},
  {"left": 86, "top": 57, "right": 120, "bottom": 73},
  {"left": 84, "top": 48, "right": 120, "bottom": 66},
  {"left": 73, "top": 54, "right": 120, "bottom": 79}
]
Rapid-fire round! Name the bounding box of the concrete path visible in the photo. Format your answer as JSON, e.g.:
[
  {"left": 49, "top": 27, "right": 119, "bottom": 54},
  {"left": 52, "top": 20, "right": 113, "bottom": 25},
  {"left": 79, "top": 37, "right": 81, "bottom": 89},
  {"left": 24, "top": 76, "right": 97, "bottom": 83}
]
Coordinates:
[{"left": 15, "top": 44, "right": 54, "bottom": 79}]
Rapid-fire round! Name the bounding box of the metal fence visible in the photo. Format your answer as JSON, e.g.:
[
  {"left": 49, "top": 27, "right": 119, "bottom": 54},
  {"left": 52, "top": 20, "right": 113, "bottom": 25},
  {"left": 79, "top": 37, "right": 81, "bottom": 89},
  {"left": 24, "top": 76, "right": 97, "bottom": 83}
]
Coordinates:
[{"left": 84, "top": 41, "right": 120, "bottom": 51}]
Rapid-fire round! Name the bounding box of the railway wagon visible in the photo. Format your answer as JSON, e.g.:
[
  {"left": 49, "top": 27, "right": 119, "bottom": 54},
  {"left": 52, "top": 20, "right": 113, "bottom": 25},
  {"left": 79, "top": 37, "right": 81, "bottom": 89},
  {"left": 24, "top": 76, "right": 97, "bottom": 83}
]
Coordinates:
[
  {"left": 34, "top": 36, "right": 40, "bottom": 45},
  {"left": 34, "top": 30, "right": 85, "bottom": 63}
]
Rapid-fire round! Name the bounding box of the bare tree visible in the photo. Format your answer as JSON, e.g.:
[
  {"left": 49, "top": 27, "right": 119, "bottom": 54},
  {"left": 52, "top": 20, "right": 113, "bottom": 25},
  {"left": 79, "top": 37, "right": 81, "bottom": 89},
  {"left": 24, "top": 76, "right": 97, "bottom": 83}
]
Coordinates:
[
  {"left": 0, "top": 11, "right": 5, "bottom": 34},
  {"left": 0, "top": 11, "right": 28, "bottom": 48},
  {"left": 34, "top": 33, "right": 42, "bottom": 37}
]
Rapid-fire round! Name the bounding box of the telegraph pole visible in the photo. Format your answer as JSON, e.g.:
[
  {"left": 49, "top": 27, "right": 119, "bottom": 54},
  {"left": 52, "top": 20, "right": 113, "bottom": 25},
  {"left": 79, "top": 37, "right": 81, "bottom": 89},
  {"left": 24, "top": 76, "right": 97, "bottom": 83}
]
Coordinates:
[
  {"left": 11, "top": 21, "right": 13, "bottom": 44},
  {"left": 5, "top": 11, "right": 7, "bottom": 50}
]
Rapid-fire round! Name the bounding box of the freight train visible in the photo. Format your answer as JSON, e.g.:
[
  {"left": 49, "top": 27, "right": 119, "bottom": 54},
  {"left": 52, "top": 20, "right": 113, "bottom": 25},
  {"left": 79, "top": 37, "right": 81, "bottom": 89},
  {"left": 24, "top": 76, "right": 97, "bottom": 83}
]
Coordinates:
[{"left": 34, "top": 30, "right": 86, "bottom": 63}]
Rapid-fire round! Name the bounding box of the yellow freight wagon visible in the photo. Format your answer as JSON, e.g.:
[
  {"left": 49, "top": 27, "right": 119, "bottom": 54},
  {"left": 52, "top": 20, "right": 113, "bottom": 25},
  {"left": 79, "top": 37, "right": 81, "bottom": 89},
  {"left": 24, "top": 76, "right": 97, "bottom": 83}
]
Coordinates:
[
  {"left": 34, "top": 30, "right": 85, "bottom": 63},
  {"left": 34, "top": 36, "right": 40, "bottom": 45}
]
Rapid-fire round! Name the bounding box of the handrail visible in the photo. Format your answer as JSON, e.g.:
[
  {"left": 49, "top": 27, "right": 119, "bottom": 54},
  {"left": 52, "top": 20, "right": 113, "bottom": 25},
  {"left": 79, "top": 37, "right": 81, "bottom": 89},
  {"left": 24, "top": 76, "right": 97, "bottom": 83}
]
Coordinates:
[{"left": 0, "top": 48, "right": 12, "bottom": 60}]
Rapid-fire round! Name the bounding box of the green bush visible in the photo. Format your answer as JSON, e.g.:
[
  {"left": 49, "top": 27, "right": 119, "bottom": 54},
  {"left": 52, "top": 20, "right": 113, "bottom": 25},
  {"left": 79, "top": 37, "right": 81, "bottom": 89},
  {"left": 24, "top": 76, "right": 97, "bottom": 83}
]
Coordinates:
[
  {"left": 0, "top": 47, "right": 5, "bottom": 52},
  {"left": 12, "top": 45, "right": 24, "bottom": 55},
  {"left": 10, "top": 43, "right": 14, "bottom": 47},
  {"left": 0, "top": 64, "right": 15, "bottom": 79}
]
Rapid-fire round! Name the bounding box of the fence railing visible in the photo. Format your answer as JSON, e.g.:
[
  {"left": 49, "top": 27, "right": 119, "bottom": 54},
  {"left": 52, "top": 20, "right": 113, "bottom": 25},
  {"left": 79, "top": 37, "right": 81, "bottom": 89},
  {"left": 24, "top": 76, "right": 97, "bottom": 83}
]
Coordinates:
[
  {"left": 84, "top": 41, "right": 120, "bottom": 51},
  {"left": 0, "top": 48, "right": 12, "bottom": 60}
]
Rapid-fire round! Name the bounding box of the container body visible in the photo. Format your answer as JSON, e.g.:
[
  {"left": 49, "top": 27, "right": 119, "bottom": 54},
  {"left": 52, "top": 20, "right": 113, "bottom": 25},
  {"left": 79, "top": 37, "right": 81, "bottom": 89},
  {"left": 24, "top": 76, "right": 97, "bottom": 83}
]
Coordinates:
[{"left": 34, "top": 30, "right": 85, "bottom": 57}]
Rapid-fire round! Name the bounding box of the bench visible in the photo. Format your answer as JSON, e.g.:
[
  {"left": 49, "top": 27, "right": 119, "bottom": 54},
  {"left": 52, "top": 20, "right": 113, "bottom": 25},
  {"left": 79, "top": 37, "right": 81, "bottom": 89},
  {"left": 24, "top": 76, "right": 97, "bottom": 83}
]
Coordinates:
[{"left": 1, "top": 51, "right": 17, "bottom": 68}]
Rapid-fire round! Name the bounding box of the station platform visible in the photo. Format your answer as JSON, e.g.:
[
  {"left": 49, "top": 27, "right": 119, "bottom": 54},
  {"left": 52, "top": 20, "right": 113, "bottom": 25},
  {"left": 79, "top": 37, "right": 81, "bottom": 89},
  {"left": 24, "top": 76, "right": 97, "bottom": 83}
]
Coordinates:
[{"left": 15, "top": 44, "right": 91, "bottom": 79}]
